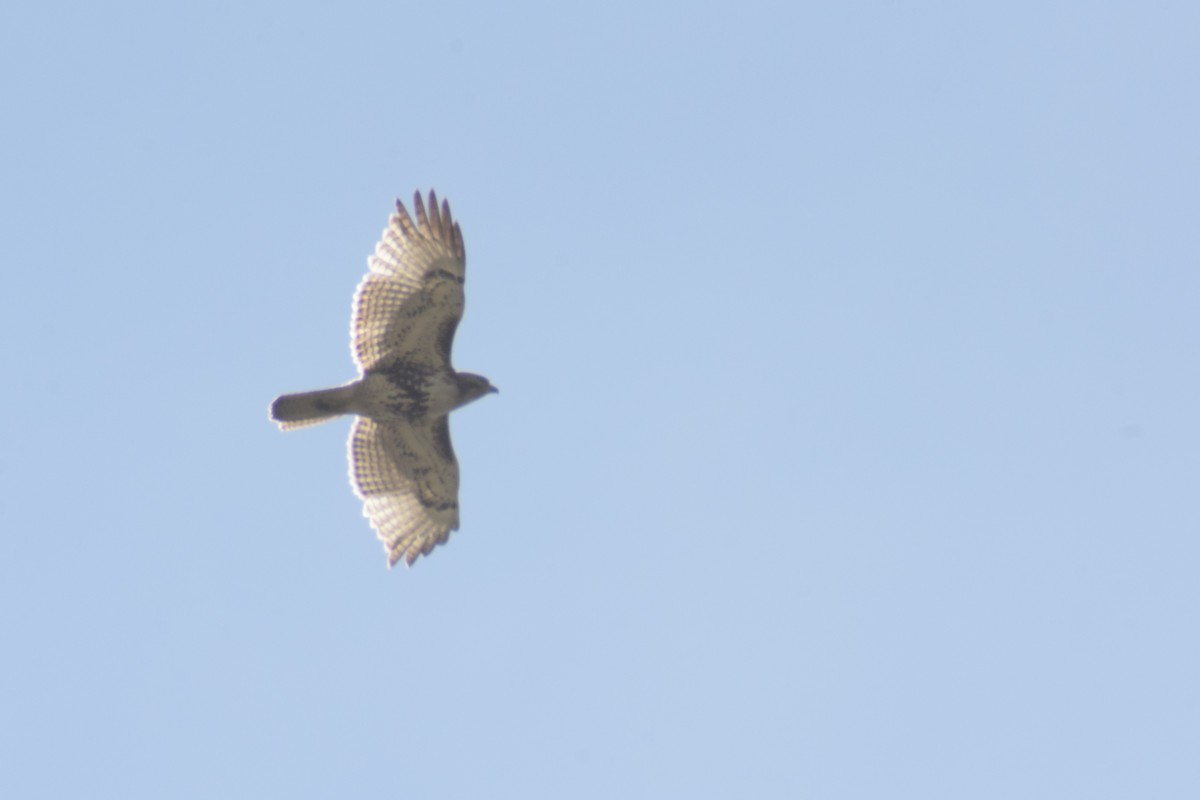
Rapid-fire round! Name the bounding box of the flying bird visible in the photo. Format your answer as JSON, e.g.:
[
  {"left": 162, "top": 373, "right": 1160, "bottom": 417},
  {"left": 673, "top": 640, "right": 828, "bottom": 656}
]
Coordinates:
[{"left": 270, "top": 190, "right": 496, "bottom": 567}]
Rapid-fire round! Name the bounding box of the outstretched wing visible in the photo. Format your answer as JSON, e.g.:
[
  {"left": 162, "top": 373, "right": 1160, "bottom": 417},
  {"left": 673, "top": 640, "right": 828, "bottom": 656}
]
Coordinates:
[
  {"left": 348, "top": 416, "right": 461, "bottom": 566},
  {"left": 352, "top": 190, "right": 466, "bottom": 373}
]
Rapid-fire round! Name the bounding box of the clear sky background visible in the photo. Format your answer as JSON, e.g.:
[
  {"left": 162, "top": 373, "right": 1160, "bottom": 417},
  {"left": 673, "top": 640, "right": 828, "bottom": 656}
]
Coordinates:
[{"left": 2, "top": 1, "right": 1198, "bottom": 797}]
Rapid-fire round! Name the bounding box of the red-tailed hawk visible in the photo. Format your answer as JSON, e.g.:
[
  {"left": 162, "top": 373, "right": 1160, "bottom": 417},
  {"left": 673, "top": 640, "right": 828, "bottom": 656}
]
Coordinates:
[{"left": 270, "top": 190, "right": 495, "bottom": 567}]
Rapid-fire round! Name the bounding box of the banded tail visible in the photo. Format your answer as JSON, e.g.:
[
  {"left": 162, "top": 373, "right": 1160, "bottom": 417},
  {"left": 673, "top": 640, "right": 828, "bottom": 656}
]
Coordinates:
[{"left": 270, "top": 383, "right": 361, "bottom": 430}]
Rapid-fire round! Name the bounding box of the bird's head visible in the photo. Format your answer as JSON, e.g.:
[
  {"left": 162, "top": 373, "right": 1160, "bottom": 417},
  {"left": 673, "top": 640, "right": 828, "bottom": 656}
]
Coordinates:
[{"left": 454, "top": 372, "right": 498, "bottom": 408}]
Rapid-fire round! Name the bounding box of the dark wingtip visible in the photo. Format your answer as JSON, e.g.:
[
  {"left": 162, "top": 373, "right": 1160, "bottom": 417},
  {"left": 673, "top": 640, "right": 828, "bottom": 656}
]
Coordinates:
[{"left": 393, "top": 196, "right": 412, "bottom": 226}]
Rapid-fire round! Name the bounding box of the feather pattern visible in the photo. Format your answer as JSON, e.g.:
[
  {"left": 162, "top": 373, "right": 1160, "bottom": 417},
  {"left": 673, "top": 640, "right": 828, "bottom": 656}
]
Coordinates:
[
  {"left": 349, "top": 417, "right": 459, "bottom": 567},
  {"left": 352, "top": 191, "right": 466, "bottom": 372}
]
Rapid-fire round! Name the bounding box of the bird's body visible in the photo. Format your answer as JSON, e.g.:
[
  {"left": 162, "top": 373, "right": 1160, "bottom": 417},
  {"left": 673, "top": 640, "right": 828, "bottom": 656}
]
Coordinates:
[{"left": 270, "top": 190, "right": 495, "bottom": 567}]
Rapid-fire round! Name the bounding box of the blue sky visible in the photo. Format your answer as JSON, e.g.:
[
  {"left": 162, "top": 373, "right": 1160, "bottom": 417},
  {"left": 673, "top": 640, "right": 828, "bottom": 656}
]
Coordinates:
[{"left": 2, "top": 1, "right": 1198, "bottom": 797}]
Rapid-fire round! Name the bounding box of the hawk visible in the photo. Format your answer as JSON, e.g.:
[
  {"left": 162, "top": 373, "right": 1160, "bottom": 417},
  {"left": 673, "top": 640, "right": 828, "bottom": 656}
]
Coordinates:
[{"left": 270, "top": 190, "right": 496, "bottom": 567}]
